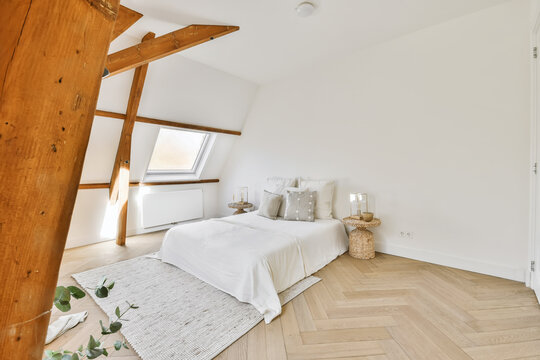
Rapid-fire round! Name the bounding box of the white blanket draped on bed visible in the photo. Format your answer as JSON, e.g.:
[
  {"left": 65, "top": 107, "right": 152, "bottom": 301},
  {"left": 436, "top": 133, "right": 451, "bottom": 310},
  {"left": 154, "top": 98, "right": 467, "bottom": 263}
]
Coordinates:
[{"left": 160, "top": 213, "right": 348, "bottom": 323}]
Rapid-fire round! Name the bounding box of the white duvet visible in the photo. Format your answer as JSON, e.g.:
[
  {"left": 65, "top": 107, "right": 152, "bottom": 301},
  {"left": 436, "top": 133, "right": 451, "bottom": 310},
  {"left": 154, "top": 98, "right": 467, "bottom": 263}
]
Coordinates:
[{"left": 160, "top": 212, "right": 348, "bottom": 323}]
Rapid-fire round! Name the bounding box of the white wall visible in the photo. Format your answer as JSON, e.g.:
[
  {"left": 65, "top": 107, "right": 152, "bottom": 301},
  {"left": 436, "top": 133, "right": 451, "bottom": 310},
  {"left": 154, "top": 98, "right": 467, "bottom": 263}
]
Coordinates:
[
  {"left": 218, "top": 0, "right": 531, "bottom": 281},
  {"left": 66, "top": 34, "right": 258, "bottom": 249}
]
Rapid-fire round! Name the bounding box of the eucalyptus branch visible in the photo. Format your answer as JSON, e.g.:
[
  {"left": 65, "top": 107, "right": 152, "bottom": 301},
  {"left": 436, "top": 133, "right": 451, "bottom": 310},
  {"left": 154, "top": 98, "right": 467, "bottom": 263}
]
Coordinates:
[{"left": 43, "top": 278, "right": 136, "bottom": 360}]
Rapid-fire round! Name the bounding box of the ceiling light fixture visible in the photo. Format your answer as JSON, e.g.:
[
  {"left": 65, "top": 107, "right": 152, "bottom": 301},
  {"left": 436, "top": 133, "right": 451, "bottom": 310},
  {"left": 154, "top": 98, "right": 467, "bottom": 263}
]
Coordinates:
[{"left": 296, "top": 2, "right": 316, "bottom": 17}]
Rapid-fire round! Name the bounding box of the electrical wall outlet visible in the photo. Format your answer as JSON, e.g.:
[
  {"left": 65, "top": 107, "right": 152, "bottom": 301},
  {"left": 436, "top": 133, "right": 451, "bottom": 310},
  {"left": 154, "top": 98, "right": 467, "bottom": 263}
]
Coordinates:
[{"left": 400, "top": 231, "right": 414, "bottom": 239}]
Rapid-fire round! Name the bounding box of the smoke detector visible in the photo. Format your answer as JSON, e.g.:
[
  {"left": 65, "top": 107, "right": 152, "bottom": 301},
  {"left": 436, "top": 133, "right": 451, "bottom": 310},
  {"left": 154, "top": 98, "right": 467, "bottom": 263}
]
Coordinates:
[{"left": 296, "top": 2, "right": 316, "bottom": 17}]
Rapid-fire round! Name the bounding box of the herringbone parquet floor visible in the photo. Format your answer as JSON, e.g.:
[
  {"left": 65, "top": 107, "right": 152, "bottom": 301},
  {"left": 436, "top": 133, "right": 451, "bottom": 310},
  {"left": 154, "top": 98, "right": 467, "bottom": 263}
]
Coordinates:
[{"left": 53, "top": 232, "right": 540, "bottom": 360}]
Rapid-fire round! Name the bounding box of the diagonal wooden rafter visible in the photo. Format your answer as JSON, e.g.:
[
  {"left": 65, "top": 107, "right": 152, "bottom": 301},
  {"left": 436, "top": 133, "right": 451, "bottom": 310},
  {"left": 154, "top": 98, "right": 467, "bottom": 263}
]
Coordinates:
[
  {"left": 109, "top": 31, "right": 155, "bottom": 246},
  {"left": 111, "top": 5, "right": 143, "bottom": 40},
  {"left": 105, "top": 25, "right": 239, "bottom": 77}
]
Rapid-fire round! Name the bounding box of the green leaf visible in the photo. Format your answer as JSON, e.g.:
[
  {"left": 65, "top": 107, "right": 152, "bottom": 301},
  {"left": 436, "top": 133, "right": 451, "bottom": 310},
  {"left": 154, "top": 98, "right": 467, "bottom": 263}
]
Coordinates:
[
  {"left": 114, "top": 340, "right": 122, "bottom": 351},
  {"left": 61, "top": 355, "right": 72, "bottom": 360},
  {"left": 130, "top": 304, "right": 139, "bottom": 309},
  {"left": 53, "top": 299, "right": 71, "bottom": 312},
  {"left": 99, "top": 320, "right": 110, "bottom": 335},
  {"left": 55, "top": 286, "right": 71, "bottom": 302},
  {"left": 44, "top": 351, "right": 63, "bottom": 360},
  {"left": 102, "top": 348, "right": 109, "bottom": 356},
  {"left": 110, "top": 321, "right": 122, "bottom": 333},
  {"left": 122, "top": 342, "right": 129, "bottom": 349},
  {"left": 53, "top": 287, "right": 71, "bottom": 312},
  {"left": 107, "top": 281, "right": 115, "bottom": 290},
  {"left": 71, "top": 354, "right": 79, "bottom": 360},
  {"left": 86, "top": 348, "right": 103, "bottom": 359},
  {"left": 115, "top": 306, "right": 121, "bottom": 318},
  {"left": 67, "top": 286, "right": 85, "bottom": 299},
  {"left": 88, "top": 335, "right": 98, "bottom": 350},
  {"left": 95, "top": 286, "right": 109, "bottom": 298},
  {"left": 77, "top": 345, "right": 83, "bottom": 353}
]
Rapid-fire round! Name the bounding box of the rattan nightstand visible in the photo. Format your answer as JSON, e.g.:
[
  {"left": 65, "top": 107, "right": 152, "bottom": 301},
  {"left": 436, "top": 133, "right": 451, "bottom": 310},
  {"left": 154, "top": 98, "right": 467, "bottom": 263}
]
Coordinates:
[{"left": 342, "top": 217, "right": 381, "bottom": 259}]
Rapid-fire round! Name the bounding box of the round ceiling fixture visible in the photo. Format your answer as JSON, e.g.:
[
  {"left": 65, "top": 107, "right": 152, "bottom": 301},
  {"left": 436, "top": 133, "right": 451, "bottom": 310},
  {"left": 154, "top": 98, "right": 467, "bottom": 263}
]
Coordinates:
[{"left": 296, "top": 2, "right": 316, "bottom": 17}]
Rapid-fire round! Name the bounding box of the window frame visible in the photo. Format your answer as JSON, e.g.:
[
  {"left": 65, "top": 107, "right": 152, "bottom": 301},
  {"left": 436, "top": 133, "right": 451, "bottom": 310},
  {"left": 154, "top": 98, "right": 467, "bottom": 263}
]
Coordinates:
[{"left": 143, "top": 126, "right": 214, "bottom": 181}]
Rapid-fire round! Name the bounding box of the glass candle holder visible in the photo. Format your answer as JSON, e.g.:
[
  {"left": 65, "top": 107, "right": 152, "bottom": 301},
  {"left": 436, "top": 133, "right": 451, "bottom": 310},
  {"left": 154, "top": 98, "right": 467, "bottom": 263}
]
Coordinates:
[
  {"left": 235, "top": 187, "right": 248, "bottom": 204},
  {"left": 349, "top": 192, "right": 368, "bottom": 219}
]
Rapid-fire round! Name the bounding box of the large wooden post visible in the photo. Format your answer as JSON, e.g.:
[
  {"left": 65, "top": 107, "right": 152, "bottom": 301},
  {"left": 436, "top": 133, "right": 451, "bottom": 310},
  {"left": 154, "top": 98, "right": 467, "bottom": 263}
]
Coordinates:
[{"left": 0, "top": 0, "right": 119, "bottom": 358}]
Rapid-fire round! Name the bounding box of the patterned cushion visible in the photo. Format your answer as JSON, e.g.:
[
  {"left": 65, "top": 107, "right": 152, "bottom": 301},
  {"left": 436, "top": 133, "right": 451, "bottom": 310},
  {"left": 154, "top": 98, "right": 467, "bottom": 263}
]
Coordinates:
[
  {"left": 284, "top": 190, "right": 316, "bottom": 222},
  {"left": 258, "top": 191, "right": 282, "bottom": 220}
]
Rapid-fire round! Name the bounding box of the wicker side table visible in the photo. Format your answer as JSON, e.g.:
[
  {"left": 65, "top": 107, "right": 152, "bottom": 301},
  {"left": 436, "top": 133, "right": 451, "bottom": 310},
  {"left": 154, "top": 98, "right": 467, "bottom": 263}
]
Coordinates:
[
  {"left": 342, "top": 217, "right": 381, "bottom": 259},
  {"left": 228, "top": 202, "right": 253, "bottom": 215}
]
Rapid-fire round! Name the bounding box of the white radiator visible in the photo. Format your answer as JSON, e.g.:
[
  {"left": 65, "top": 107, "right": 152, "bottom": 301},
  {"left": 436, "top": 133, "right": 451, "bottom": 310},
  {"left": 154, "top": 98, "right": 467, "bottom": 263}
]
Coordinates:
[{"left": 142, "top": 189, "right": 203, "bottom": 228}]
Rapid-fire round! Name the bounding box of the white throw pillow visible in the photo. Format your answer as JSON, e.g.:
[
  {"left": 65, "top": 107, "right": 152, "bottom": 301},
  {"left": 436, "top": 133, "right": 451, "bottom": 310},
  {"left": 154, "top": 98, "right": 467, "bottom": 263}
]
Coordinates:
[
  {"left": 263, "top": 177, "right": 297, "bottom": 217},
  {"left": 298, "top": 179, "right": 334, "bottom": 219}
]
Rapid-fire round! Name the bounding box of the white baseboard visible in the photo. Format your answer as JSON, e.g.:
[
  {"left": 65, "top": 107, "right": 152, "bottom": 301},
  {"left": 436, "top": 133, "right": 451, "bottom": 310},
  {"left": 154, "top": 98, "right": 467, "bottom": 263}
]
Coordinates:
[{"left": 375, "top": 241, "right": 526, "bottom": 283}]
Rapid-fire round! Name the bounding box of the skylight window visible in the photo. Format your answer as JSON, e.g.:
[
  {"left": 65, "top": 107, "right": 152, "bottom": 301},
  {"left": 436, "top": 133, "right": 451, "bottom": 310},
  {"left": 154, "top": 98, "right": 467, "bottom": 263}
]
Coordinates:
[{"left": 147, "top": 128, "right": 210, "bottom": 175}]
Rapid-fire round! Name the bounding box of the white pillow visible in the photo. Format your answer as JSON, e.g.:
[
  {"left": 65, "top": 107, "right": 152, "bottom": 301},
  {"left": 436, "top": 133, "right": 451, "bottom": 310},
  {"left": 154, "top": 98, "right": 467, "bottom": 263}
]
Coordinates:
[
  {"left": 298, "top": 179, "right": 334, "bottom": 219},
  {"left": 263, "top": 177, "right": 297, "bottom": 217}
]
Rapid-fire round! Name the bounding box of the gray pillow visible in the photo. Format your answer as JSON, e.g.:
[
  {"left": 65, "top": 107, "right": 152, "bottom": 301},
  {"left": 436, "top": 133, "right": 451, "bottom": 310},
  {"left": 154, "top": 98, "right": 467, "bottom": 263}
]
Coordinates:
[
  {"left": 258, "top": 190, "right": 282, "bottom": 220},
  {"left": 284, "top": 190, "right": 316, "bottom": 222}
]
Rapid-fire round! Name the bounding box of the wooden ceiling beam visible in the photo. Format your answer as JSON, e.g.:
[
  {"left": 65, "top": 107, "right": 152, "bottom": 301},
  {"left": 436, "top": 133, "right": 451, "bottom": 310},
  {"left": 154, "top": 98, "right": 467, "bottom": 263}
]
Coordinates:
[
  {"left": 95, "top": 109, "right": 242, "bottom": 136},
  {"left": 0, "top": 0, "right": 119, "bottom": 357},
  {"left": 105, "top": 25, "right": 239, "bottom": 77},
  {"left": 79, "top": 179, "right": 219, "bottom": 189},
  {"left": 95, "top": 109, "right": 126, "bottom": 120},
  {"left": 109, "top": 32, "right": 155, "bottom": 246},
  {"left": 111, "top": 5, "right": 143, "bottom": 40},
  {"left": 137, "top": 115, "right": 242, "bottom": 136}
]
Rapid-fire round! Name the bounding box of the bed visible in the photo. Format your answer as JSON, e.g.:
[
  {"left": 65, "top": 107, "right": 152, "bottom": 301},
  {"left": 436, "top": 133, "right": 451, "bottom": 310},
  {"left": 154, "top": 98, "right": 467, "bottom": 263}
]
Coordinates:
[{"left": 159, "top": 212, "right": 348, "bottom": 323}]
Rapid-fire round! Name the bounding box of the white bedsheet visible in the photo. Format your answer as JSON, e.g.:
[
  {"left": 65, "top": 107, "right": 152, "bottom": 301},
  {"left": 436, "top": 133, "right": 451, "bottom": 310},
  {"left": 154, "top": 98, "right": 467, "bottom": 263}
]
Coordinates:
[
  {"left": 220, "top": 213, "right": 349, "bottom": 276},
  {"left": 160, "top": 212, "right": 348, "bottom": 323}
]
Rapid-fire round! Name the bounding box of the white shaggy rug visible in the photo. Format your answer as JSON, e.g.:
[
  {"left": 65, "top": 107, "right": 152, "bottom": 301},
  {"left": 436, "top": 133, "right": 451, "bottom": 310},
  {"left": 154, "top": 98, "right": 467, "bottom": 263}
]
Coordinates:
[{"left": 72, "top": 255, "right": 320, "bottom": 360}]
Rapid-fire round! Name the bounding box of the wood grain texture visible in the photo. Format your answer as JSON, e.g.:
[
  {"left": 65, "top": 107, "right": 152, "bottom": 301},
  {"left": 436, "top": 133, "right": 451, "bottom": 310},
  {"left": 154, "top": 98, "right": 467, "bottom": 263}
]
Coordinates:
[
  {"left": 110, "top": 32, "right": 154, "bottom": 246},
  {"left": 111, "top": 5, "right": 142, "bottom": 40},
  {"left": 50, "top": 234, "right": 540, "bottom": 360},
  {"left": 95, "top": 109, "right": 242, "bottom": 136},
  {"left": 136, "top": 115, "right": 242, "bottom": 136},
  {"left": 0, "top": 0, "right": 119, "bottom": 358},
  {"left": 132, "top": 179, "right": 220, "bottom": 186},
  {"left": 78, "top": 179, "right": 220, "bottom": 189},
  {"left": 78, "top": 183, "right": 111, "bottom": 189},
  {"left": 105, "top": 25, "right": 239, "bottom": 76}
]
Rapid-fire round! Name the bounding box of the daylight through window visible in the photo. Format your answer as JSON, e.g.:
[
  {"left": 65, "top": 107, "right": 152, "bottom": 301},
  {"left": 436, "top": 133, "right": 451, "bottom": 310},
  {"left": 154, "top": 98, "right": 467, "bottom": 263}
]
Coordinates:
[{"left": 147, "top": 128, "right": 209, "bottom": 173}]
